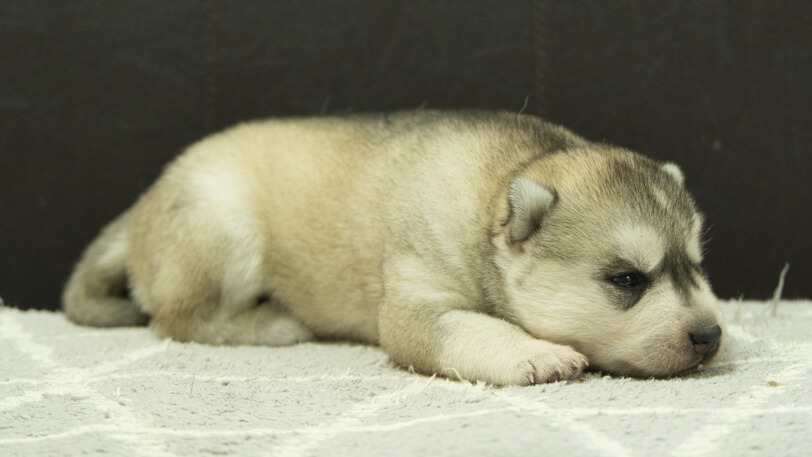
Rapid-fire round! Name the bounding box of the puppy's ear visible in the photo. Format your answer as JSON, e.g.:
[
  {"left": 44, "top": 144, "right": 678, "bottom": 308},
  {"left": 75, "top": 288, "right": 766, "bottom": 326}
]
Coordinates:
[
  {"left": 505, "top": 178, "right": 556, "bottom": 245},
  {"left": 661, "top": 162, "right": 685, "bottom": 186}
]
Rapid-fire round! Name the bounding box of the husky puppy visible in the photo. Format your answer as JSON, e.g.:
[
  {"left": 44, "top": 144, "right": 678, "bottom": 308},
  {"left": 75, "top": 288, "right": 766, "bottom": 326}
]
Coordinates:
[{"left": 63, "top": 111, "right": 725, "bottom": 385}]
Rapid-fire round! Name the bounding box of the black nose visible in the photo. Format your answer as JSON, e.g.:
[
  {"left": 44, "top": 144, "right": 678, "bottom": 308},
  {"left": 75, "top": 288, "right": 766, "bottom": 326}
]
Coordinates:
[{"left": 690, "top": 324, "right": 722, "bottom": 356}]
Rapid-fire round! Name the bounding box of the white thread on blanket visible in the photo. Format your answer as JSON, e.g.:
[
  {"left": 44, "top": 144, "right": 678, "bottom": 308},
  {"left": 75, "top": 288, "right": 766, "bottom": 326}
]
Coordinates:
[
  {"left": 769, "top": 263, "right": 790, "bottom": 316},
  {"left": 419, "top": 373, "right": 437, "bottom": 395},
  {"left": 443, "top": 367, "right": 463, "bottom": 381}
]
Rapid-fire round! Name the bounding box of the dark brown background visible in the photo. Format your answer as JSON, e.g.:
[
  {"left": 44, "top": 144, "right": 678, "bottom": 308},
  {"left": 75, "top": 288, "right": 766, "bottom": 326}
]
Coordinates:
[{"left": 1, "top": 1, "right": 809, "bottom": 311}]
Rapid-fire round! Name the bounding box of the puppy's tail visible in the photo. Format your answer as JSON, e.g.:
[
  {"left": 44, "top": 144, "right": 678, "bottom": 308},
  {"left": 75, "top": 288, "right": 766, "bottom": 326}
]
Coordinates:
[{"left": 62, "top": 210, "right": 149, "bottom": 327}]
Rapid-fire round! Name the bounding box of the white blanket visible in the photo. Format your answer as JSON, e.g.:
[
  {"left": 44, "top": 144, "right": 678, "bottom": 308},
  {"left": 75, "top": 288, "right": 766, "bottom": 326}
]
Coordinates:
[{"left": 1, "top": 300, "right": 810, "bottom": 457}]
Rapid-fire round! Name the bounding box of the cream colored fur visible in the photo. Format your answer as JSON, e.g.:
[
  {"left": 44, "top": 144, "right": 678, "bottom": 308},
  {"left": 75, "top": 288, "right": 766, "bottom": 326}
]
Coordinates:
[{"left": 63, "top": 111, "right": 725, "bottom": 385}]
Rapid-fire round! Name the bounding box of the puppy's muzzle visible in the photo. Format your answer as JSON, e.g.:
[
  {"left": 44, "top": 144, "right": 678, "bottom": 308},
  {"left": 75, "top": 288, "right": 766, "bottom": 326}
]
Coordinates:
[{"left": 690, "top": 324, "right": 722, "bottom": 357}]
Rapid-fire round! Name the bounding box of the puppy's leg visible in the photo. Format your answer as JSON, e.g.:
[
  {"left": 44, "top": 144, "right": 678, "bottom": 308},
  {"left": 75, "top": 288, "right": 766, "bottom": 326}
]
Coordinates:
[
  {"left": 437, "top": 310, "right": 587, "bottom": 385},
  {"left": 150, "top": 295, "right": 314, "bottom": 346},
  {"left": 131, "top": 203, "right": 313, "bottom": 347},
  {"left": 140, "top": 249, "right": 314, "bottom": 346},
  {"left": 379, "top": 260, "right": 587, "bottom": 385}
]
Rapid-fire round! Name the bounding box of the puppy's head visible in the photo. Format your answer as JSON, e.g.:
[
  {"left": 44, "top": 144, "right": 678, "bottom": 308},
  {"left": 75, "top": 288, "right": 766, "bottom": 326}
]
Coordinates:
[{"left": 493, "top": 147, "right": 725, "bottom": 378}]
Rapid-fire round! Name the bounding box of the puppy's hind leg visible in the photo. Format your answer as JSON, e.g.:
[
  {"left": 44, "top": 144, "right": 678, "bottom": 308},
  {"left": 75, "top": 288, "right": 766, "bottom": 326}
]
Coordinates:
[
  {"left": 134, "top": 205, "right": 313, "bottom": 346},
  {"left": 151, "top": 295, "right": 314, "bottom": 346},
  {"left": 227, "top": 295, "right": 315, "bottom": 346},
  {"left": 146, "top": 262, "right": 314, "bottom": 346}
]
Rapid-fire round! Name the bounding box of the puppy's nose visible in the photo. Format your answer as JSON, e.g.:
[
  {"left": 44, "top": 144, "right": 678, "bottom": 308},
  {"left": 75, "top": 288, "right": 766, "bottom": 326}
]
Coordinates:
[{"left": 690, "top": 324, "right": 722, "bottom": 355}]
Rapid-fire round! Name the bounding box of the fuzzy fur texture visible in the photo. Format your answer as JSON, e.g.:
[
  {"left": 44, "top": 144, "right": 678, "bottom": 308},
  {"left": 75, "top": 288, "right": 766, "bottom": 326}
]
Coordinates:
[{"left": 63, "top": 111, "right": 724, "bottom": 385}]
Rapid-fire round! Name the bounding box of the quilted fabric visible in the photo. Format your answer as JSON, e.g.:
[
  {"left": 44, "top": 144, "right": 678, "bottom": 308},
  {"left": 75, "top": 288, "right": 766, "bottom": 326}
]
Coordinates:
[{"left": 1, "top": 300, "right": 810, "bottom": 456}]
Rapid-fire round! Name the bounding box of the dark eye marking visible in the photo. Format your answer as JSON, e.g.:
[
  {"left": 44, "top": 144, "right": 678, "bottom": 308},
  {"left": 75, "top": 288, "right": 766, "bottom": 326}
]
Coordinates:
[
  {"left": 255, "top": 293, "right": 271, "bottom": 306},
  {"left": 600, "top": 258, "right": 651, "bottom": 309},
  {"left": 604, "top": 270, "right": 649, "bottom": 310},
  {"left": 608, "top": 271, "right": 647, "bottom": 289}
]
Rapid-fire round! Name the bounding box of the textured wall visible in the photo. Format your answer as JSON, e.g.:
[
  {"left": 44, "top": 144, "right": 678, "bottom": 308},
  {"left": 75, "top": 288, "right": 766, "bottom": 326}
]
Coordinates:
[
  {"left": 0, "top": 1, "right": 534, "bottom": 310},
  {"left": 0, "top": 1, "right": 808, "bottom": 311}
]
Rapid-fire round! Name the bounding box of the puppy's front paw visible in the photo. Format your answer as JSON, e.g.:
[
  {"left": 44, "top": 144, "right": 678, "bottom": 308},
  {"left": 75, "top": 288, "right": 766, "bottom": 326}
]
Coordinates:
[{"left": 510, "top": 343, "right": 589, "bottom": 386}]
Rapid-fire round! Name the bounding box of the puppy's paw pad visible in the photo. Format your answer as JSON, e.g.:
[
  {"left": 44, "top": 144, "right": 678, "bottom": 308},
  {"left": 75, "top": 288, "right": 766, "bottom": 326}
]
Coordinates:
[{"left": 515, "top": 345, "right": 588, "bottom": 385}]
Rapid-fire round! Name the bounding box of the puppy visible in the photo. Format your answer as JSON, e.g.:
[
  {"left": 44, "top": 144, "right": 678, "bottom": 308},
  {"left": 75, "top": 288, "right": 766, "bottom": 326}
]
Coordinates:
[{"left": 63, "top": 111, "right": 725, "bottom": 385}]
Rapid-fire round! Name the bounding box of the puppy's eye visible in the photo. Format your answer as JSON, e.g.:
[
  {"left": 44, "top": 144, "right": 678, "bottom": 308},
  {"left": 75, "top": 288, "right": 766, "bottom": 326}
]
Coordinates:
[{"left": 610, "top": 272, "right": 646, "bottom": 289}]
